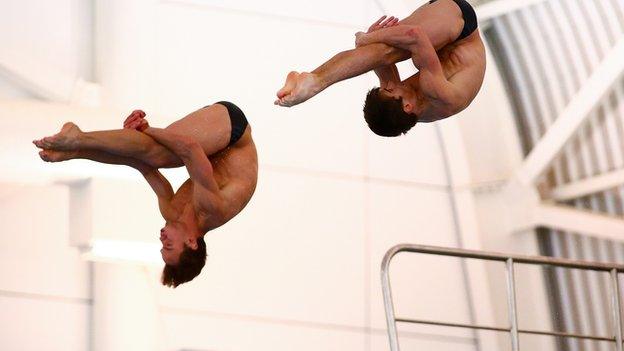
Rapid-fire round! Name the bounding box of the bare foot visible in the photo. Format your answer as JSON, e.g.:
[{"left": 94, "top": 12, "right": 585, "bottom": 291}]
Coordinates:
[
  {"left": 275, "top": 71, "right": 321, "bottom": 107},
  {"left": 38, "top": 149, "right": 77, "bottom": 162},
  {"left": 33, "top": 122, "right": 83, "bottom": 151},
  {"left": 276, "top": 71, "right": 300, "bottom": 100}
]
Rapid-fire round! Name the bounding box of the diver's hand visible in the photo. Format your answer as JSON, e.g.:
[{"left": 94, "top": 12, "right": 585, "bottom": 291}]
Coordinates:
[
  {"left": 356, "top": 16, "right": 400, "bottom": 47},
  {"left": 275, "top": 71, "right": 321, "bottom": 107},
  {"left": 124, "top": 110, "right": 149, "bottom": 131},
  {"left": 367, "top": 15, "right": 399, "bottom": 33},
  {"left": 123, "top": 109, "right": 145, "bottom": 128}
]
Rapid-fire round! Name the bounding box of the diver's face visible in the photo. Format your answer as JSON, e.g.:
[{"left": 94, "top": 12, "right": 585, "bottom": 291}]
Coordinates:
[
  {"left": 159, "top": 223, "right": 187, "bottom": 265},
  {"left": 379, "top": 81, "right": 412, "bottom": 102},
  {"left": 379, "top": 81, "right": 420, "bottom": 115}
]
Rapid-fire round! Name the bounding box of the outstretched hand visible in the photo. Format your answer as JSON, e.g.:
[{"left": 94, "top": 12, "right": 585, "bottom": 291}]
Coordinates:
[
  {"left": 274, "top": 71, "right": 321, "bottom": 107},
  {"left": 355, "top": 15, "right": 400, "bottom": 47},
  {"left": 368, "top": 15, "right": 399, "bottom": 33},
  {"left": 123, "top": 109, "right": 149, "bottom": 131}
]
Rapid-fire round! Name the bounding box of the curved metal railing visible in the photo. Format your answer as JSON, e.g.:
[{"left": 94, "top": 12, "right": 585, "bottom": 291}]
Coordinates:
[{"left": 381, "top": 244, "right": 624, "bottom": 351}]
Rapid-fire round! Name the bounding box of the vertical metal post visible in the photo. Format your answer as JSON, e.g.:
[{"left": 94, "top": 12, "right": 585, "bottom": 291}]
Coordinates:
[
  {"left": 611, "top": 269, "right": 623, "bottom": 351},
  {"left": 506, "top": 258, "right": 520, "bottom": 351},
  {"left": 382, "top": 276, "right": 400, "bottom": 351},
  {"left": 381, "top": 252, "right": 400, "bottom": 351}
]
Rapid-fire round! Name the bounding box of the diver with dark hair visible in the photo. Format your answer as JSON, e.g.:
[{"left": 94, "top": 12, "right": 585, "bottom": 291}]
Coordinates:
[
  {"left": 275, "top": 0, "right": 486, "bottom": 137},
  {"left": 33, "top": 103, "right": 258, "bottom": 287}
]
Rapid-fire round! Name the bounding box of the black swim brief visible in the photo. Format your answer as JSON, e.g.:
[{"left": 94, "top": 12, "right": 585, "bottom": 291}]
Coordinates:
[
  {"left": 214, "top": 101, "right": 249, "bottom": 147},
  {"left": 429, "top": 0, "right": 478, "bottom": 42}
]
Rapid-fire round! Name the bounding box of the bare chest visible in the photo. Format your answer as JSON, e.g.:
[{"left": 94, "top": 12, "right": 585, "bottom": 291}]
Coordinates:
[{"left": 170, "top": 180, "right": 194, "bottom": 209}]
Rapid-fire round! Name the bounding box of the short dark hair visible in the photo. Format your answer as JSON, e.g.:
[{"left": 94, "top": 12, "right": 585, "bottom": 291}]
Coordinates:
[
  {"left": 161, "top": 237, "right": 207, "bottom": 288},
  {"left": 363, "top": 87, "right": 417, "bottom": 137}
]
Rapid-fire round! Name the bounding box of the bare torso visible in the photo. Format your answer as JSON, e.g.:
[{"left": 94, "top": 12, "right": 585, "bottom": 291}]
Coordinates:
[
  {"left": 164, "top": 104, "right": 259, "bottom": 231},
  {"left": 406, "top": 31, "right": 486, "bottom": 122},
  {"left": 397, "top": 0, "right": 487, "bottom": 121}
]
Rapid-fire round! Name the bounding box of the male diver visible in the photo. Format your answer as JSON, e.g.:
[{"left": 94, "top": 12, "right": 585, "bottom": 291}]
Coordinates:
[
  {"left": 275, "top": 0, "right": 486, "bottom": 137},
  {"left": 33, "top": 102, "right": 258, "bottom": 288}
]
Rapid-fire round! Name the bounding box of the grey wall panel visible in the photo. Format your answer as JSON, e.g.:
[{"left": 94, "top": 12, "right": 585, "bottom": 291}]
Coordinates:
[{"left": 485, "top": 1, "right": 624, "bottom": 350}]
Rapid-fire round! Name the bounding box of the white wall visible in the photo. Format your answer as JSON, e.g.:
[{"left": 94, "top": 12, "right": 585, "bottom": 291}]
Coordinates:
[
  {"left": 0, "top": 0, "right": 91, "bottom": 77},
  {"left": 0, "top": 103, "right": 474, "bottom": 350},
  {"left": 89, "top": 1, "right": 478, "bottom": 350},
  {"left": 0, "top": 184, "right": 90, "bottom": 351},
  {"left": 0, "top": 0, "right": 93, "bottom": 100},
  {"left": 0, "top": 0, "right": 548, "bottom": 350},
  {"left": 0, "top": 75, "right": 34, "bottom": 99}
]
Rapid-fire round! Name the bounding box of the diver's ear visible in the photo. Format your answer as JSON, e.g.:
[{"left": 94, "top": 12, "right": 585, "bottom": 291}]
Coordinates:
[
  {"left": 186, "top": 237, "right": 198, "bottom": 250},
  {"left": 403, "top": 101, "right": 414, "bottom": 113}
]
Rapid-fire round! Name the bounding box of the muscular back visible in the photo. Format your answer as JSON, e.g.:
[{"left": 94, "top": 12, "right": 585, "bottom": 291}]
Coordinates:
[
  {"left": 163, "top": 105, "right": 259, "bottom": 231},
  {"left": 403, "top": 30, "right": 486, "bottom": 122},
  {"left": 209, "top": 128, "right": 258, "bottom": 223}
]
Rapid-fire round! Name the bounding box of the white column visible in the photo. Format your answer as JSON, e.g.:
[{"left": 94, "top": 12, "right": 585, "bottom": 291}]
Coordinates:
[
  {"left": 437, "top": 121, "right": 501, "bottom": 351},
  {"left": 437, "top": 41, "right": 556, "bottom": 350},
  {"left": 94, "top": 0, "right": 159, "bottom": 109},
  {"left": 92, "top": 262, "right": 162, "bottom": 351},
  {"left": 65, "top": 179, "right": 93, "bottom": 248}
]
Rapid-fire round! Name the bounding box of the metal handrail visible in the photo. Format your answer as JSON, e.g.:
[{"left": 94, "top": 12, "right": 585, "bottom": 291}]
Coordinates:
[{"left": 381, "top": 244, "right": 624, "bottom": 351}]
